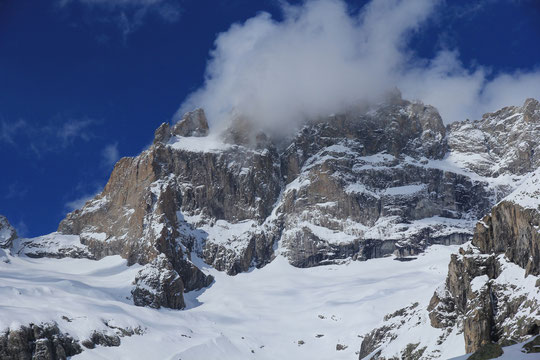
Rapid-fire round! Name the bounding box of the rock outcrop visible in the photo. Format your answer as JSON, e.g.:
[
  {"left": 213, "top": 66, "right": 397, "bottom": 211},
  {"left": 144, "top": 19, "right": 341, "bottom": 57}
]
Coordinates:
[
  {"left": 13, "top": 233, "right": 94, "bottom": 260},
  {"left": 171, "top": 108, "right": 209, "bottom": 137},
  {"left": 132, "top": 254, "right": 186, "bottom": 309},
  {"left": 0, "top": 323, "right": 82, "bottom": 360}
]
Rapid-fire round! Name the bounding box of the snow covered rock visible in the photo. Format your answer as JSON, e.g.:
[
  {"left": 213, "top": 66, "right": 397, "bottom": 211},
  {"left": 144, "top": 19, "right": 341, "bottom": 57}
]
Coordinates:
[
  {"left": 0, "top": 215, "right": 17, "bottom": 249},
  {"left": 132, "top": 254, "right": 185, "bottom": 309},
  {"left": 58, "top": 116, "right": 283, "bottom": 279},
  {"left": 448, "top": 98, "right": 540, "bottom": 177},
  {"left": 13, "top": 233, "right": 94, "bottom": 260}
]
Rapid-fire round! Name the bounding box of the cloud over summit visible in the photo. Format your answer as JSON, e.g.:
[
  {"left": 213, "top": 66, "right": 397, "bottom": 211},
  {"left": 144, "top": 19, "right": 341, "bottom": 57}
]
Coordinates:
[{"left": 178, "top": 0, "right": 540, "bottom": 132}]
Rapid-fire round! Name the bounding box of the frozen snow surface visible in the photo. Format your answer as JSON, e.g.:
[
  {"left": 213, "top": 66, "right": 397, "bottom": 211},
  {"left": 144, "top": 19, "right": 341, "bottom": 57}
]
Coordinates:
[{"left": 0, "top": 242, "right": 463, "bottom": 359}]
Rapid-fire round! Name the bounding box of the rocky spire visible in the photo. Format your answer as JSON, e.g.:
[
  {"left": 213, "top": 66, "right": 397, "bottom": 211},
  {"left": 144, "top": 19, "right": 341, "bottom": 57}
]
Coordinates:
[{"left": 172, "top": 108, "right": 209, "bottom": 137}]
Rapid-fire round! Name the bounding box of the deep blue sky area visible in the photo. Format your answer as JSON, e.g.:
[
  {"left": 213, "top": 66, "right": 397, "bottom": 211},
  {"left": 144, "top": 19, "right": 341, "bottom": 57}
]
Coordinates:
[{"left": 1, "top": 0, "right": 540, "bottom": 237}]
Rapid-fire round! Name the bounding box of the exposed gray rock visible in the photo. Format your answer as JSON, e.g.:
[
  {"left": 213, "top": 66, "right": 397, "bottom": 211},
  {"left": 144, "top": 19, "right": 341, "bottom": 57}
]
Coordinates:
[
  {"left": 171, "top": 108, "right": 209, "bottom": 137},
  {"left": 0, "top": 323, "right": 82, "bottom": 360},
  {"left": 0, "top": 215, "right": 17, "bottom": 249},
  {"left": 132, "top": 254, "right": 185, "bottom": 309},
  {"left": 474, "top": 201, "right": 540, "bottom": 277},
  {"left": 153, "top": 122, "right": 171, "bottom": 144},
  {"left": 14, "top": 233, "right": 94, "bottom": 260},
  {"left": 81, "top": 332, "right": 121, "bottom": 349},
  {"left": 358, "top": 303, "right": 420, "bottom": 359}
]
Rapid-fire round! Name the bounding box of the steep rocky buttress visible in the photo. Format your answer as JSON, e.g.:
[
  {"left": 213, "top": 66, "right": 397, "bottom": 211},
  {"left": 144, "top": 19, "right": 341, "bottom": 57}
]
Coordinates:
[{"left": 358, "top": 166, "right": 540, "bottom": 359}]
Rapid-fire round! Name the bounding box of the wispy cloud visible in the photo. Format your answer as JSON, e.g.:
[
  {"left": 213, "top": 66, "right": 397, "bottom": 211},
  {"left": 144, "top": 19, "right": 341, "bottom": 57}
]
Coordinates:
[
  {"left": 0, "top": 119, "right": 28, "bottom": 145},
  {"left": 101, "top": 142, "right": 120, "bottom": 168},
  {"left": 58, "top": 0, "right": 182, "bottom": 37},
  {"left": 57, "top": 118, "right": 95, "bottom": 145},
  {"left": 5, "top": 182, "right": 29, "bottom": 200},
  {"left": 65, "top": 193, "right": 97, "bottom": 212},
  {"left": 0, "top": 117, "right": 97, "bottom": 156}
]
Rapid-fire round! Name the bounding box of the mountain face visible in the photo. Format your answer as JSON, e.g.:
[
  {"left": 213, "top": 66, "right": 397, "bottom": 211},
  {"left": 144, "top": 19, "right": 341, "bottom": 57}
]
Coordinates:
[
  {"left": 2, "top": 95, "right": 539, "bottom": 359},
  {"left": 46, "top": 97, "right": 454, "bottom": 295},
  {"left": 56, "top": 95, "right": 538, "bottom": 309}
]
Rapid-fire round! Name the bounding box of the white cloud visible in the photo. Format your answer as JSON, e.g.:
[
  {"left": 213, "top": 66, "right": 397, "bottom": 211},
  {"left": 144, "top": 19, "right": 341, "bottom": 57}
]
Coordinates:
[
  {"left": 178, "top": 0, "right": 540, "bottom": 131},
  {"left": 57, "top": 119, "right": 95, "bottom": 145},
  {"left": 65, "top": 193, "right": 97, "bottom": 211},
  {"left": 101, "top": 142, "right": 120, "bottom": 168}
]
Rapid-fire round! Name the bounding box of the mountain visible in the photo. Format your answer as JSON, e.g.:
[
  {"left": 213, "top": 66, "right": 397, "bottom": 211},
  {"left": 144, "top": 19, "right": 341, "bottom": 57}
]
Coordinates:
[
  {"left": 1, "top": 95, "right": 539, "bottom": 359},
  {"left": 56, "top": 94, "right": 538, "bottom": 305}
]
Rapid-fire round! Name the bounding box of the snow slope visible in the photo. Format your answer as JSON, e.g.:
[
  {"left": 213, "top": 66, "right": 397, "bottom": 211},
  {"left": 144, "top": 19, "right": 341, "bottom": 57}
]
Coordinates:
[{"left": 0, "top": 242, "right": 464, "bottom": 359}]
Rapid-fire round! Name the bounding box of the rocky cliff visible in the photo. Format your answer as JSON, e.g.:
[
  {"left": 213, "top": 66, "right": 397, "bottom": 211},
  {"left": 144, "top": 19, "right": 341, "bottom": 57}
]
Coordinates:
[{"left": 358, "top": 166, "right": 540, "bottom": 359}]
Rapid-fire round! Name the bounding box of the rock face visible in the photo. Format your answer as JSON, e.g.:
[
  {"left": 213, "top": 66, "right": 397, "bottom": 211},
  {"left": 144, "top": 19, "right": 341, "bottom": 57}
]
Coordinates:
[
  {"left": 0, "top": 323, "right": 82, "bottom": 360},
  {"left": 0, "top": 215, "right": 17, "bottom": 249},
  {"left": 427, "top": 197, "right": 540, "bottom": 354},
  {"left": 358, "top": 166, "right": 540, "bottom": 359},
  {"left": 132, "top": 254, "right": 185, "bottom": 309},
  {"left": 444, "top": 170, "right": 540, "bottom": 353},
  {"left": 56, "top": 97, "right": 540, "bottom": 311}
]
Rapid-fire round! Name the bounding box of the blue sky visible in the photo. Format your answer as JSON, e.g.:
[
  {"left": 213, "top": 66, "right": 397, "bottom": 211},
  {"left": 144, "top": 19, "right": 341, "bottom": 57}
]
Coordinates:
[{"left": 1, "top": 0, "right": 540, "bottom": 237}]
